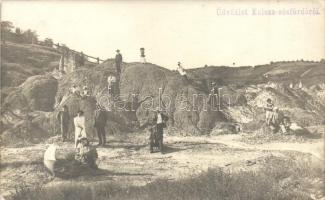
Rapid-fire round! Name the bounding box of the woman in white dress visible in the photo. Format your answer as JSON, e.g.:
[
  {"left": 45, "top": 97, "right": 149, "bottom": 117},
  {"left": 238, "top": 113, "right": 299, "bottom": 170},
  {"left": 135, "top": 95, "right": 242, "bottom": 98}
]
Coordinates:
[
  {"left": 44, "top": 144, "right": 57, "bottom": 177},
  {"left": 74, "top": 110, "right": 87, "bottom": 148}
]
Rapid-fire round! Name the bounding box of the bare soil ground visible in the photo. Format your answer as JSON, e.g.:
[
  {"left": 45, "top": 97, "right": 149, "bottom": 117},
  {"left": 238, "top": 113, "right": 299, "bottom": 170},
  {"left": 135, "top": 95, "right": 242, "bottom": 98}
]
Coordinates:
[{"left": 1, "top": 131, "right": 324, "bottom": 198}]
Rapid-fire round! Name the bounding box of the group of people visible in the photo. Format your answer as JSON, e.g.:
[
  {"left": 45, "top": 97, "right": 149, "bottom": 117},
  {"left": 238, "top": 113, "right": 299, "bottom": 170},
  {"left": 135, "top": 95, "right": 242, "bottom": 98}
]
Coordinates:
[
  {"left": 57, "top": 105, "right": 108, "bottom": 146},
  {"left": 45, "top": 48, "right": 190, "bottom": 176},
  {"left": 114, "top": 49, "right": 188, "bottom": 81},
  {"left": 48, "top": 105, "right": 169, "bottom": 177},
  {"left": 289, "top": 81, "right": 303, "bottom": 90},
  {"left": 70, "top": 85, "right": 91, "bottom": 98},
  {"left": 264, "top": 98, "right": 291, "bottom": 134},
  {"left": 45, "top": 104, "right": 107, "bottom": 176},
  {"left": 148, "top": 110, "right": 169, "bottom": 154}
]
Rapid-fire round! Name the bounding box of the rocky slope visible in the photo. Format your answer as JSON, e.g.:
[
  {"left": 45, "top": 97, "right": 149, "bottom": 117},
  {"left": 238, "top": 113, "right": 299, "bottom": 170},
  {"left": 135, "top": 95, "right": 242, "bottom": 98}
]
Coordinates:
[{"left": 1, "top": 42, "right": 325, "bottom": 144}]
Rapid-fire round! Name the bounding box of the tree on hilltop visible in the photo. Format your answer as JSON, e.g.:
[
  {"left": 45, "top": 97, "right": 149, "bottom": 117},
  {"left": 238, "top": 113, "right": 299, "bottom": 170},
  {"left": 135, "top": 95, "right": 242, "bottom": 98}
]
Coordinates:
[
  {"left": 44, "top": 38, "right": 54, "bottom": 47},
  {"left": 22, "top": 29, "right": 38, "bottom": 44},
  {"left": 1, "top": 21, "right": 14, "bottom": 43}
]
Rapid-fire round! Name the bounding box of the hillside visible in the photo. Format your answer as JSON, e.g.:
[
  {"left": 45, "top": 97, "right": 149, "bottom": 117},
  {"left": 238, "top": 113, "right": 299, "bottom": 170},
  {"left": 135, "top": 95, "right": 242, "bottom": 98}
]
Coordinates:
[
  {"left": 1, "top": 47, "right": 325, "bottom": 144},
  {"left": 190, "top": 61, "right": 325, "bottom": 87},
  {"left": 1, "top": 42, "right": 61, "bottom": 88}
]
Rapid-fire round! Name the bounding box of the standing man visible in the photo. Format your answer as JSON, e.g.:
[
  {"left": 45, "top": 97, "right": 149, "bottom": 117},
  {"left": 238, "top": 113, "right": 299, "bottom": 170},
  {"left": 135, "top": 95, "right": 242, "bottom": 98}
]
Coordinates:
[
  {"left": 140, "top": 47, "right": 146, "bottom": 63},
  {"left": 115, "top": 49, "right": 123, "bottom": 76},
  {"left": 57, "top": 105, "right": 70, "bottom": 142},
  {"left": 152, "top": 110, "right": 169, "bottom": 153},
  {"left": 94, "top": 104, "right": 108, "bottom": 146}
]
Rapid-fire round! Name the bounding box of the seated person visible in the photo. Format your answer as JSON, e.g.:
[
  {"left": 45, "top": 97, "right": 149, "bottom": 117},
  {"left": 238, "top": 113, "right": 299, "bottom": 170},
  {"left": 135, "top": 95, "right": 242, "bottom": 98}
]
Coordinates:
[
  {"left": 71, "top": 85, "right": 81, "bottom": 96},
  {"left": 75, "top": 137, "right": 98, "bottom": 169},
  {"left": 280, "top": 116, "right": 291, "bottom": 134},
  {"left": 81, "top": 86, "right": 91, "bottom": 98}
]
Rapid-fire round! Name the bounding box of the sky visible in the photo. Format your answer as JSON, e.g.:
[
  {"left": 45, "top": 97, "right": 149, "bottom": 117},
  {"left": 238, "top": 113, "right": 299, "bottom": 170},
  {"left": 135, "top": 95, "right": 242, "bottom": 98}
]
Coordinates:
[{"left": 2, "top": 1, "right": 324, "bottom": 69}]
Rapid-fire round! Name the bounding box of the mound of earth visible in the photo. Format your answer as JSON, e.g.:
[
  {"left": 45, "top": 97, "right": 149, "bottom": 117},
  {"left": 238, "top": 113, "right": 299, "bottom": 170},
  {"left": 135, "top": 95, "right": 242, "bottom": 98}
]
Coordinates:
[
  {"left": 120, "top": 63, "right": 229, "bottom": 134},
  {"left": 1, "top": 46, "right": 325, "bottom": 142},
  {"left": 4, "top": 75, "right": 58, "bottom": 112}
]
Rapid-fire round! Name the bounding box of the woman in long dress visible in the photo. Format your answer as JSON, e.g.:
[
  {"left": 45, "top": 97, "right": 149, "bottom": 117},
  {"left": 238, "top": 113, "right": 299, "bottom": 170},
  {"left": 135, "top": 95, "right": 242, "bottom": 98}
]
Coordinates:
[
  {"left": 44, "top": 144, "right": 57, "bottom": 177},
  {"left": 74, "top": 110, "right": 87, "bottom": 148}
]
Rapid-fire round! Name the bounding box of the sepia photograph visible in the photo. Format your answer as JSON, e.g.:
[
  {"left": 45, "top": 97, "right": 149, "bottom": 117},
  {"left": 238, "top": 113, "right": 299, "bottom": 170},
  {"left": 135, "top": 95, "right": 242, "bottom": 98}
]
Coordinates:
[{"left": 0, "top": 1, "right": 324, "bottom": 199}]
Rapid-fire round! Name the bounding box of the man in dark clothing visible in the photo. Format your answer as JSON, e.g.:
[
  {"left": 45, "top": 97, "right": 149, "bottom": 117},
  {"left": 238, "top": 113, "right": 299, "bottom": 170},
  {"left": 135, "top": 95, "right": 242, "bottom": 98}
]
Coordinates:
[
  {"left": 151, "top": 110, "right": 169, "bottom": 153},
  {"left": 115, "top": 49, "right": 122, "bottom": 75},
  {"left": 94, "top": 105, "right": 108, "bottom": 146},
  {"left": 140, "top": 47, "right": 146, "bottom": 63},
  {"left": 57, "top": 105, "right": 70, "bottom": 141}
]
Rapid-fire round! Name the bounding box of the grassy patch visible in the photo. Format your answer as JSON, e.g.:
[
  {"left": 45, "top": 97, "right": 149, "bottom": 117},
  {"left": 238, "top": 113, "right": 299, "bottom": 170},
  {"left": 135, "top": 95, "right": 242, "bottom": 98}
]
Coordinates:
[{"left": 10, "top": 156, "right": 323, "bottom": 200}]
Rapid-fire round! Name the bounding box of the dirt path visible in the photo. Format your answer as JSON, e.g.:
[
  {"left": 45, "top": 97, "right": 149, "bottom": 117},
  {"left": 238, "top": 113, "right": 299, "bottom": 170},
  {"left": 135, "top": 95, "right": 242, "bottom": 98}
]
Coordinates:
[
  {"left": 1, "top": 134, "right": 323, "bottom": 197},
  {"left": 206, "top": 134, "right": 324, "bottom": 160}
]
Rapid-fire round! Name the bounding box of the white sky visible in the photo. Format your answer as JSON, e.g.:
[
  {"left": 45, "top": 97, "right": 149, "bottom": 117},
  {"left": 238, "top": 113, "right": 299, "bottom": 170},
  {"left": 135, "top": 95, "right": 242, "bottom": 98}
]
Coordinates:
[{"left": 2, "top": 1, "right": 324, "bottom": 69}]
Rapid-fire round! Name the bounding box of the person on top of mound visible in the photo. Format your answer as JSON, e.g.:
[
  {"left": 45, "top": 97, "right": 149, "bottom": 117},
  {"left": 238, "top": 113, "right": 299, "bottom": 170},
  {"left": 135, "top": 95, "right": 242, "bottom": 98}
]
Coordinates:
[
  {"left": 70, "top": 85, "right": 81, "bottom": 97},
  {"left": 177, "top": 62, "right": 188, "bottom": 82},
  {"left": 264, "top": 98, "right": 274, "bottom": 126},
  {"left": 107, "top": 75, "right": 117, "bottom": 96},
  {"left": 75, "top": 137, "right": 98, "bottom": 169},
  {"left": 81, "top": 86, "right": 91, "bottom": 98},
  {"left": 140, "top": 47, "right": 146, "bottom": 64},
  {"left": 115, "top": 49, "right": 123, "bottom": 76}
]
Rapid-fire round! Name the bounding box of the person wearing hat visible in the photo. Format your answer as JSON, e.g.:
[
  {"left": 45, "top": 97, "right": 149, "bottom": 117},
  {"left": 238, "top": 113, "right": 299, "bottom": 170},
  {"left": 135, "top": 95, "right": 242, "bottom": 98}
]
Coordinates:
[
  {"left": 115, "top": 49, "right": 123, "bottom": 75},
  {"left": 94, "top": 104, "right": 108, "bottom": 146},
  {"left": 140, "top": 47, "right": 146, "bottom": 64},
  {"left": 74, "top": 110, "right": 87, "bottom": 148},
  {"left": 152, "top": 109, "right": 169, "bottom": 153}
]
